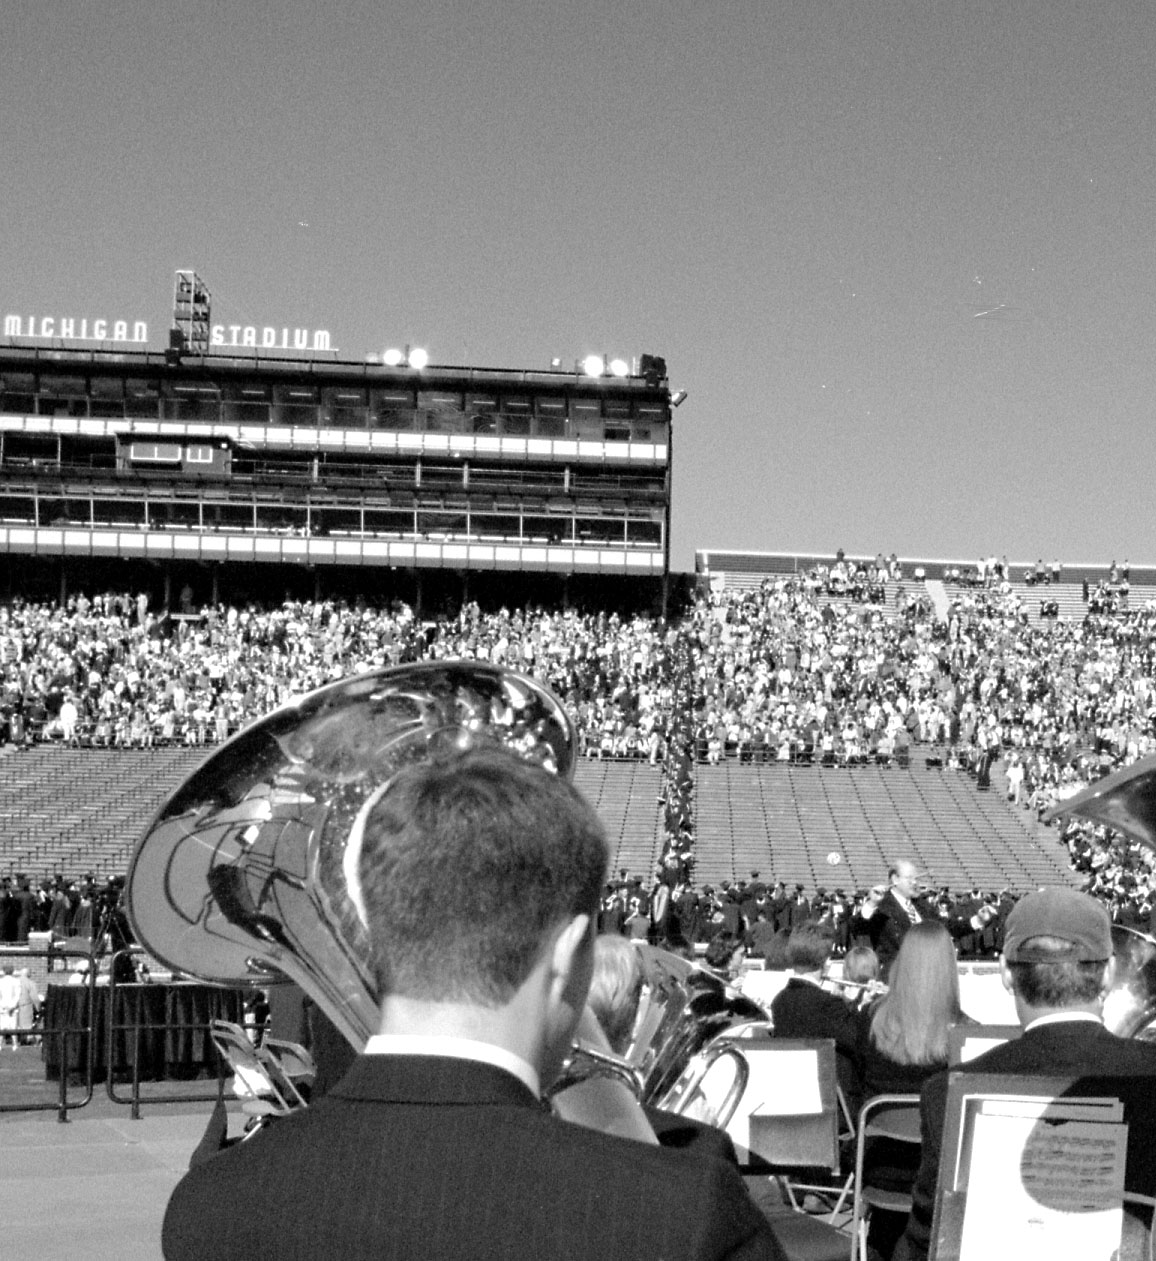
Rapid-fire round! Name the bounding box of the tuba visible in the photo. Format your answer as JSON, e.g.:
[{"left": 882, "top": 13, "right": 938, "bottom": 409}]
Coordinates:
[
  {"left": 1044, "top": 752, "right": 1156, "bottom": 1040},
  {"left": 125, "top": 660, "right": 765, "bottom": 1126},
  {"left": 126, "top": 662, "right": 576, "bottom": 1050}
]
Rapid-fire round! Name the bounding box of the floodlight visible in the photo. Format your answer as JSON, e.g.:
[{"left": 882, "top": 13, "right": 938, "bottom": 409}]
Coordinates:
[
  {"left": 407, "top": 347, "right": 429, "bottom": 370},
  {"left": 582, "top": 354, "right": 605, "bottom": 377},
  {"left": 608, "top": 358, "right": 629, "bottom": 377},
  {"left": 671, "top": 390, "right": 688, "bottom": 407},
  {"left": 383, "top": 347, "right": 404, "bottom": 366}
]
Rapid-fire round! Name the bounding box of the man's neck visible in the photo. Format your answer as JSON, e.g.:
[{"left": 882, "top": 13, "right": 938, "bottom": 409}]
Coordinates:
[
  {"left": 1015, "top": 998, "right": 1104, "bottom": 1027},
  {"left": 377, "top": 994, "right": 535, "bottom": 1062}
]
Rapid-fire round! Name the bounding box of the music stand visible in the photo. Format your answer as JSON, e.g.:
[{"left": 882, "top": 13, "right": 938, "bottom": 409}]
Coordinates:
[{"left": 930, "top": 1071, "right": 1156, "bottom": 1261}]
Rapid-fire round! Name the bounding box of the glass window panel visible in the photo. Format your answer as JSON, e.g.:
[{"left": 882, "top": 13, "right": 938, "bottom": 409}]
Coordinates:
[
  {"left": 92, "top": 498, "right": 146, "bottom": 526},
  {"left": 0, "top": 495, "right": 34, "bottom": 521}
]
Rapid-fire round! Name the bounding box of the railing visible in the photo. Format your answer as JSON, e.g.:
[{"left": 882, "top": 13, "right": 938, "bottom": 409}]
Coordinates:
[
  {"left": 0, "top": 943, "right": 237, "bottom": 1122},
  {"left": 105, "top": 948, "right": 230, "bottom": 1121},
  {"left": 0, "top": 944, "right": 97, "bottom": 1122}
]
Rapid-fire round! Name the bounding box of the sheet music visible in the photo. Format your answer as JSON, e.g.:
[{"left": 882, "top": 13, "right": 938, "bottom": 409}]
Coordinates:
[
  {"left": 747, "top": 1048, "right": 822, "bottom": 1117},
  {"left": 951, "top": 1093, "right": 1123, "bottom": 1190},
  {"left": 957, "top": 1036, "right": 1007, "bottom": 1063},
  {"left": 957, "top": 1109, "right": 1127, "bottom": 1261}
]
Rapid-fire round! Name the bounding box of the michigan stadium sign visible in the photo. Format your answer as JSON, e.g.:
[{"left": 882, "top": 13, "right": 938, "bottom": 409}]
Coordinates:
[
  {"left": 3, "top": 314, "right": 148, "bottom": 343},
  {"left": 209, "top": 324, "right": 331, "bottom": 351}
]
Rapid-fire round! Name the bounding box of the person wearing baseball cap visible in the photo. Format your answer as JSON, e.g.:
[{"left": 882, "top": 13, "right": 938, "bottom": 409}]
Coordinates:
[{"left": 899, "top": 888, "right": 1156, "bottom": 1261}]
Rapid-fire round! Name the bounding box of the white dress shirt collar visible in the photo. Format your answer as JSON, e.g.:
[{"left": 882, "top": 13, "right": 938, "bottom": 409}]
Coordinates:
[
  {"left": 1023, "top": 1011, "right": 1103, "bottom": 1033},
  {"left": 362, "top": 1033, "right": 540, "bottom": 1099}
]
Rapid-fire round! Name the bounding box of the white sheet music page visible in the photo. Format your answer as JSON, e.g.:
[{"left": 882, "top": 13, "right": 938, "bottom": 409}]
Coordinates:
[{"left": 958, "top": 1106, "right": 1126, "bottom": 1261}]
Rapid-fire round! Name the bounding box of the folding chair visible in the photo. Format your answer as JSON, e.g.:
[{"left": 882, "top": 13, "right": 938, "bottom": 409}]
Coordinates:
[
  {"left": 849, "top": 1093, "right": 922, "bottom": 1261},
  {"left": 210, "top": 1019, "right": 315, "bottom": 1134}
]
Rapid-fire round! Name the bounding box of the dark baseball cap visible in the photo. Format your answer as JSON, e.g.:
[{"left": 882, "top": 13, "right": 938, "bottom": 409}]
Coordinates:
[{"left": 1002, "top": 888, "right": 1112, "bottom": 963}]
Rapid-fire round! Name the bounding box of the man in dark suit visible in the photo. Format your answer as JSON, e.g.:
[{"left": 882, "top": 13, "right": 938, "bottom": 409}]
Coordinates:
[
  {"left": 852, "top": 859, "right": 995, "bottom": 979},
  {"left": 163, "top": 749, "right": 788, "bottom": 1261},
  {"left": 770, "top": 923, "right": 860, "bottom": 1118},
  {"left": 898, "top": 887, "right": 1156, "bottom": 1261}
]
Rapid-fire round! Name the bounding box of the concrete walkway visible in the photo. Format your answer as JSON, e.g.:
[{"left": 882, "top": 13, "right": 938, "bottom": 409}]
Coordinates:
[{"left": 2, "top": 1110, "right": 211, "bottom": 1261}]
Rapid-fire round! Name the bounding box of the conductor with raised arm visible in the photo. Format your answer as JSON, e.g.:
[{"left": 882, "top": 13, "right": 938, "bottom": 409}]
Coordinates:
[
  {"left": 163, "top": 748, "right": 788, "bottom": 1261},
  {"left": 853, "top": 858, "right": 996, "bottom": 979}
]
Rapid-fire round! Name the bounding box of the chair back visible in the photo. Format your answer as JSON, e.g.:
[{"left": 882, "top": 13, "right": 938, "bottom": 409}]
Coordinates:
[
  {"left": 946, "top": 1023, "right": 1021, "bottom": 1065},
  {"left": 737, "top": 1037, "right": 843, "bottom": 1174},
  {"left": 210, "top": 1019, "right": 311, "bottom": 1114},
  {"left": 851, "top": 1093, "right": 923, "bottom": 1261}
]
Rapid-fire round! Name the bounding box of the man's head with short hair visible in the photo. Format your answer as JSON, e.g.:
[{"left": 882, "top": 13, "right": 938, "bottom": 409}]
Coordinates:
[
  {"left": 357, "top": 747, "right": 609, "bottom": 1007},
  {"left": 1000, "top": 887, "right": 1115, "bottom": 1015},
  {"left": 786, "top": 923, "right": 835, "bottom": 973}
]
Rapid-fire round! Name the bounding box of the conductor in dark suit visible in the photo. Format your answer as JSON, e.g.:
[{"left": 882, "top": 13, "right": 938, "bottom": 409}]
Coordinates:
[
  {"left": 852, "top": 859, "right": 995, "bottom": 979},
  {"left": 163, "top": 748, "right": 788, "bottom": 1261},
  {"left": 898, "top": 887, "right": 1156, "bottom": 1261}
]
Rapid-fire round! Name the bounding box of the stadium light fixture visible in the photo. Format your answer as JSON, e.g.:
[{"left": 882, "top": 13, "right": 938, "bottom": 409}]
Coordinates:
[
  {"left": 608, "top": 357, "right": 629, "bottom": 378},
  {"left": 582, "top": 354, "right": 605, "bottom": 377},
  {"left": 382, "top": 345, "right": 429, "bottom": 369},
  {"left": 671, "top": 390, "right": 688, "bottom": 407}
]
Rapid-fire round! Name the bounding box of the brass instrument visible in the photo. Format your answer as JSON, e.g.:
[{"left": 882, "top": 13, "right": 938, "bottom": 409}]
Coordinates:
[
  {"left": 125, "top": 661, "right": 766, "bottom": 1136},
  {"left": 1044, "top": 755, "right": 1156, "bottom": 1039},
  {"left": 126, "top": 662, "right": 575, "bottom": 1049}
]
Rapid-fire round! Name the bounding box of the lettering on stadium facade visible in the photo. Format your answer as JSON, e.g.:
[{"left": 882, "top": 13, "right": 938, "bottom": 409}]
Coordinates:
[
  {"left": 210, "top": 325, "right": 331, "bottom": 351},
  {"left": 3, "top": 315, "right": 148, "bottom": 343}
]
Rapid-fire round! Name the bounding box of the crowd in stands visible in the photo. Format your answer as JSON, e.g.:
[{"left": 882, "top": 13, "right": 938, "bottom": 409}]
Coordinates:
[{"left": 4, "top": 550, "right": 1156, "bottom": 925}]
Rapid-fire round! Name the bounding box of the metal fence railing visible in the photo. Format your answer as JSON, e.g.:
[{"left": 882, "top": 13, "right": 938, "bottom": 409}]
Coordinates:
[{"left": 0, "top": 943, "right": 237, "bottom": 1122}]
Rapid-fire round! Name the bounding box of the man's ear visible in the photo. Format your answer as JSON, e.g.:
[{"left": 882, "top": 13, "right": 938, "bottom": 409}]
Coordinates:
[
  {"left": 550, "top": 913, "right": 594, "bottom": 1003},
  {"left": 1101, "top": 955, "right": 1117, "bottom": 995},
  {"left": 998, "top": 954, "right": 1014, "bottom": 995}
]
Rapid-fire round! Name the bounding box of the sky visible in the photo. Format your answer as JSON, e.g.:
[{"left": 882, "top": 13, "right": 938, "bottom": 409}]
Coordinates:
[{"left": 3, "top": 0, "right": 1155, "bottom": 573}]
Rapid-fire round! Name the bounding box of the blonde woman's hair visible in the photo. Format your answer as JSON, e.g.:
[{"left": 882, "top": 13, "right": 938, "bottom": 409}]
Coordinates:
[
  {"left": 869, "top": 921, "right": 962, "bottom": 1065},
  {"left": 587, "top": 934, "right": 644, "bottom": 1055}
]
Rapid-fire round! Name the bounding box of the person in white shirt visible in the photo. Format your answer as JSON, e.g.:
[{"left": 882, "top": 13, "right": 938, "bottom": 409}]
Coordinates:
[{"left": 0, "top": 965, "right": 20, "bottom": 1048}]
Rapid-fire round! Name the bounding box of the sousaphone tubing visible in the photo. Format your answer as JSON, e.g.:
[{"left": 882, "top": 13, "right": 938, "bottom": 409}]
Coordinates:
[{"left": 126, "top": 662, "right": 575, "bottom": 1050}]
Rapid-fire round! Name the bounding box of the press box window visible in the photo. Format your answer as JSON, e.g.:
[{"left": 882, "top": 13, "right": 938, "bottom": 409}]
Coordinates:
[
  {"left": 185, "top": 445, "right": 215, "bottom": 464},
  {"left": 130, "top": 443, "right": 182, "bottom": 464}
]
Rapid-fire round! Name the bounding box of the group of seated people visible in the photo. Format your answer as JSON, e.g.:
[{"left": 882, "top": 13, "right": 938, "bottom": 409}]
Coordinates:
[
  {"left": 765, "top": 920, "right": 966, "bottom": 1258},
  {"left": 3, "top": 547, "right": 1156, "bottom": 902}
]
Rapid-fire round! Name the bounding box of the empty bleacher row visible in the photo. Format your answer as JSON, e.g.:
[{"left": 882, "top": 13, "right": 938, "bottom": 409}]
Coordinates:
[
  {"left": 692, "top": 762, "right": 1074, "bottom": 894},
  {"left": 573, "top": 760, "right": 664, "bottom": 882},
  {"left": 0, "top": 746, "right": 1073, "bottom": 896},
  {"left": 0, "top": 746, "right": 204, "bottom": 879},
  {"left": 0, "top": 746, "right": 669, "bottom": 887}
]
